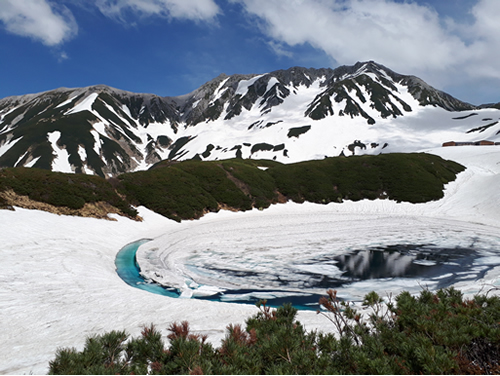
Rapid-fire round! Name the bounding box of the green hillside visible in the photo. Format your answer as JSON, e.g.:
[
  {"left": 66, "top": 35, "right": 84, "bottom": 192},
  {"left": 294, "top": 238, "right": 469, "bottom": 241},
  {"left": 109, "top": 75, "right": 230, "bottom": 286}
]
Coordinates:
[
  {"left": 0, "top": 167, "right": 137, "bottom": 218},
  {"left": 268, "top": 153, "right": 464, "bottom": 204},
  {"left": 0, "top": 153, "right": 465, "bottom": 221},
  {"left": 121, "top": 153, "right": 464, "bottom": 221}
]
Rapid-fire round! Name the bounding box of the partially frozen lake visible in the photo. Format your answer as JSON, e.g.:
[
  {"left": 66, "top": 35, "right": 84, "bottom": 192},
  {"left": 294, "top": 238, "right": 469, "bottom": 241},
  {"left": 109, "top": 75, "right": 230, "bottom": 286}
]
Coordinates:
[{"left": 136, "top": 212, "right": 500, "bottom": 304}]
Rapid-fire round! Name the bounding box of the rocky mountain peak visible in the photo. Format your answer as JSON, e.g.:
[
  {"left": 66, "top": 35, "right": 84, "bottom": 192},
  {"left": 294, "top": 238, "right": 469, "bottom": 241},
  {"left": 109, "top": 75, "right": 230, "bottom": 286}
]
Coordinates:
[{"left": 0, "top": 61, "right": 491, "bottom": 178}]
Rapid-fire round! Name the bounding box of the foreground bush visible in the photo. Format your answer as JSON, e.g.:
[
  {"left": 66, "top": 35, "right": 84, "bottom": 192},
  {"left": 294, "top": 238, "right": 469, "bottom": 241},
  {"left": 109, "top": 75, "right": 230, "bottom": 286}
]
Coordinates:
[{"left": 48, "top": 288, "right": 500, "bottom": 374}]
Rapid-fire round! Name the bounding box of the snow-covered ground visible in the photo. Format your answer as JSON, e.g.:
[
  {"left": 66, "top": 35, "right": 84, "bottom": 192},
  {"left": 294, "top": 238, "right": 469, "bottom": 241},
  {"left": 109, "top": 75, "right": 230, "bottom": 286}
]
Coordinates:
[
  {"left": 169, "top": 99, "right": 500, "bottom": 163},
  {"left": 1, "top": 146, "right": 500, "bottom": 374}
]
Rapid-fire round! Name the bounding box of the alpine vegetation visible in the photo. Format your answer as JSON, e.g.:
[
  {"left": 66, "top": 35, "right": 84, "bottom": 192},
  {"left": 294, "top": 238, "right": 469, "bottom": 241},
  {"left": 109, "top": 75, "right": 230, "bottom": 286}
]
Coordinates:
[
  {"left": 48, "top": 288, "right": 500, "bottom": 375},
  {"left": 0, "top": 153, "right": 464, "bottom": 221}
]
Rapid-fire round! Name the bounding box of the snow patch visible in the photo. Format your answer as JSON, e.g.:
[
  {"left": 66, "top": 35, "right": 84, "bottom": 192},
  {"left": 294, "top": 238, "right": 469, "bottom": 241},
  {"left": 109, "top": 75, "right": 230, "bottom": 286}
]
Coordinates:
[
  {"left": 64, "top": 93, "right": 99, "bottom": 115},
  {"left": 14, "top": 150, "right": 29, "bottom": 167},
  {"left": 90, "top": 130, "right": 102, "bottom": 156},
  {"left": 78, "top": 145, "right": 87, "bottom": 162},
  {"left": 235, "top": 74, "right": 266, "bottom": 96},
  {"left": 121, "top": 104, "right": 133, "bottom": 119},
  {"left": 0, "top": 136, "right": 22, "bottom": 158},
  {"left": 55, "top": 95, "right": 78, "bottom": 109},
  {"left": 210, "top": 77, "right": 230, "bottom": 104},
  {"left": 25, "top": 156, "right": 41, "bottom": 167},
  {"left": 101, "top": 100, "right": 133, "bottom": 128},
  {"left": 266, "top": 77, "right": 279, "bottom": 93},
  {"left": 47, "top": 131, "right": 73, "bottom": 173}
]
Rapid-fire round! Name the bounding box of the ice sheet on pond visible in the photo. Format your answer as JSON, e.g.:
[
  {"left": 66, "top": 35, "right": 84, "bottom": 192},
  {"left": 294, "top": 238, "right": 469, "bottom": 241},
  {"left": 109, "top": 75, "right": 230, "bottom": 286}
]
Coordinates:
[{"left": 137, "top": 213, "right": 500, "bottom": 303}]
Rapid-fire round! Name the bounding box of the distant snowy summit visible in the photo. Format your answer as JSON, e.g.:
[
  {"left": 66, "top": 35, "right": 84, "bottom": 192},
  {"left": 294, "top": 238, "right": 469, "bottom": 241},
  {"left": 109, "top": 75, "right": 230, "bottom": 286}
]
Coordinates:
[{"left": 1, "top": 61, "right": 499, "bottom": 177}]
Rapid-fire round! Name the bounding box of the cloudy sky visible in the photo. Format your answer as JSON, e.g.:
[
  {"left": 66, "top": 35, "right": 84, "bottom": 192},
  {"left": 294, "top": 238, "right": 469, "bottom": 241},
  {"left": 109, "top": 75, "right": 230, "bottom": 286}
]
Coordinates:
[{"left": 1, "top": 0, "right": 499, "bottom": 105}]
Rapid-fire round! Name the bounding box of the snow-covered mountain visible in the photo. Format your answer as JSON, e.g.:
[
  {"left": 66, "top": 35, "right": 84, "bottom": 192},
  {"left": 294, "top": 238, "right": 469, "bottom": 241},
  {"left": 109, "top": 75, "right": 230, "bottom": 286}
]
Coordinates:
[{"left": 1, "top": 61, "right": 499, "bottom": 177}]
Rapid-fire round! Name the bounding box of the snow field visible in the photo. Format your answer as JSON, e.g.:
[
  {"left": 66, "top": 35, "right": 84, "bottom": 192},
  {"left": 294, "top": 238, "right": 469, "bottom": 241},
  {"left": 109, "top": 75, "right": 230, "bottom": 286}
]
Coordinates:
[
  {"left": 0, "top": 146, "right": 500, "bottom": 374},
  {"left": 168, "top": 78, "right": 500, "bottom": 163},
  {"left": 0, "top": 208, "right": 271, "bottom": 374}
]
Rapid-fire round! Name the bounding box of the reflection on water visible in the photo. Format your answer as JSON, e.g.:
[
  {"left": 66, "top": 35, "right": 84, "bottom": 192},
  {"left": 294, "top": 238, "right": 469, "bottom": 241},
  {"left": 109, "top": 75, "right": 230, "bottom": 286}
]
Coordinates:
[
  {"left": 196, "top": 244, "right": 492, "bottom": 294},
  {"left": 333, "top": 244, "right": 477, "bottom": 281},
  {"left": 293, "top": 244, "right": 485, "bottom": 290}
]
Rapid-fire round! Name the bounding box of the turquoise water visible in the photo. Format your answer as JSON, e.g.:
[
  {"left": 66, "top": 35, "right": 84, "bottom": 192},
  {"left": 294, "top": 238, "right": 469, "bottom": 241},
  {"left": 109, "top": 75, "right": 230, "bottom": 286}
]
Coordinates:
[
  {"left": 114, "top": 239, "right": 323, "bottom": 310},
  {"left": 114, "top": 239, "right": 179, "bottom": 298}
]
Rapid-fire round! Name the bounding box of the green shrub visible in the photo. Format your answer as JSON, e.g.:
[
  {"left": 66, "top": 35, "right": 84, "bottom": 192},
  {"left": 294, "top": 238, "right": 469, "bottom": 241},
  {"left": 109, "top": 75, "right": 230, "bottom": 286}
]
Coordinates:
[
  {"left": 1, "top": 153, "right": 465, "bottom": 221},
  {"left": 268, "top": 153, "right": 464, "bottom": 204},
  {"left": 0, "top": 167, "right": 137, "bottom": 217},
  {"left": 119, "top": 160, "right": 252, "bottom": 221},
  {"left": 48, "top": 288, "right": 500, "bottom": 374}
]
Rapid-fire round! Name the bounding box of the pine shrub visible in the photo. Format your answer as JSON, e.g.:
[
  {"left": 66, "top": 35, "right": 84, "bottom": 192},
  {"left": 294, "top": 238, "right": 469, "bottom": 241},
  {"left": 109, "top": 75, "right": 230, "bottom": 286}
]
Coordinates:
[{"left": 48, "top": 288, "right": 500, "bottom": 374}]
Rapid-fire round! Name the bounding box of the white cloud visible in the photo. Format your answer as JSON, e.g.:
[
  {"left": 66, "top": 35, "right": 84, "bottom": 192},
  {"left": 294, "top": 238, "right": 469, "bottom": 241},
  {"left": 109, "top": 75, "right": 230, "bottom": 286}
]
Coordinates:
[
  {"left": 267, "top": 40, "right": 294, "bottom": 58},
  {"left": 233, "top": 0, "right": 500, "bottom": 97},
  {"left": 95, "top": 0, "right": 220, "bottom": 22},
  {"left": 235, "top": 0, "right": 466, "bottom": 72},
  {"left": 58, "top": 51, "right": 69, "bottom": 62},
  {"left": 0, "top": 0, "right": 220, "bottom": 47},
  {"left": 471, "top": 0, "right": 500, "bottom": 41},
  {"left": 0, "top": 0, "right": 77, "bottom": 46},
  {"left": 463, "top": 0, "right": 500, "bottom": 80}
]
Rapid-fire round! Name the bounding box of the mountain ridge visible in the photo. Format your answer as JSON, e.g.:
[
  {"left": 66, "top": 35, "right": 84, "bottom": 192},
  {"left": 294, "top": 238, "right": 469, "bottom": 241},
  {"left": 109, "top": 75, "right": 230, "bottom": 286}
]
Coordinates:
[{"left": 0, "top": 61, "right": 498, "bottom": 177}]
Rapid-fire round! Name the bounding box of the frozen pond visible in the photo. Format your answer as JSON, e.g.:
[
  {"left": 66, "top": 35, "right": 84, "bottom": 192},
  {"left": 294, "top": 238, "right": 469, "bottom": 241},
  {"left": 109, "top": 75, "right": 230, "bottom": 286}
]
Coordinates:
[
  {"left": 119, "top": 239, "right": 496, "bottom": 310},
  {"left": 136, "top": 213, "right": 500, "bottom": 304},
  {"left": 116, "top": 240, "right": 326, "bottom": 309}
]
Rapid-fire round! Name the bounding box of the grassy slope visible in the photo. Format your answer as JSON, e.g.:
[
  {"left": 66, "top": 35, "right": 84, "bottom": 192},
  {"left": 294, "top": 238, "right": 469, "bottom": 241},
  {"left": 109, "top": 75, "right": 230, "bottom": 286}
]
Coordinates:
[{"left": 0, "top": 153, "right": 465, "bottom": 221}]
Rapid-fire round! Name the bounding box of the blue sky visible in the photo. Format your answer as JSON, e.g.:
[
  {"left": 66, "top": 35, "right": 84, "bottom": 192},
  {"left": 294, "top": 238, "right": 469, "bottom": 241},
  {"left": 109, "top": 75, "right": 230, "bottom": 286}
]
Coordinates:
[{"left": 1, "top": 0, "right": 499, "bottom": 105}]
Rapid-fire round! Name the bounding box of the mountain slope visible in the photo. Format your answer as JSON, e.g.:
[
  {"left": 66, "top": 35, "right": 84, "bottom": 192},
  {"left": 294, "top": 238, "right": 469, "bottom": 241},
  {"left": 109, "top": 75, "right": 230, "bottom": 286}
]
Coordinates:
[
  {"left": 0, "top": 85, "right": 179, "bottom": 177},
  {"left": 1, "top": 61, "right": 497, "bottom": 177}
]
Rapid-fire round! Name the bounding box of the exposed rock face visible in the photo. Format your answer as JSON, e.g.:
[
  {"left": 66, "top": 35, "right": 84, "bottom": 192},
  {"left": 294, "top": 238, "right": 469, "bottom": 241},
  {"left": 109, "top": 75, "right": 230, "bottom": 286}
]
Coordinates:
[{"left": 0, "top": 61, "right": 478, "bottom": 176}]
